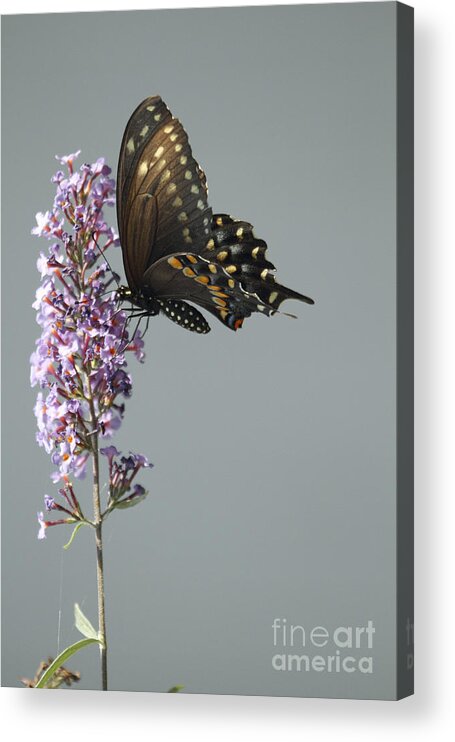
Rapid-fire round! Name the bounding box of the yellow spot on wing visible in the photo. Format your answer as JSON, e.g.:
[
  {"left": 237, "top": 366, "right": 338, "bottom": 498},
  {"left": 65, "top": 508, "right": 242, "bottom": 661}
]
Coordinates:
[
  {"left": 127, "top": 137, "right": 135, "bottom": 154},
  {"left": 217, "top": 251, "right": 228, "bottom": 261},
  {"left": 196, "top": 275, "right": 210, "bottom": 284},
  {"left": 172, "top": 196, "right": 183, "bottom": 207},
  {"left": 183, "top": 267, "right": 196, "bottom": 277},
  {"left": 138, "top": 161, "right": 148, "bottom": 176},
  {"left": 140, "top": 125, "right": 149, "bottom": 138},
  {"left": 208, "top": 263, "right": 217, "bottom": 273},
  {"left": 154, "top": 145, "right": 164, "bottom": 159},
  {"left": 187, "top": 255, "right": 198, "bottom": 264},
  {"left": 206, "top": 238, "right": 215, "bottom": 250},
  {"left": 252, "top": 247, "right": 260, "bottom": 258},
  {"left": 269, "top": 291, "right": 279, "bottom": 303},
  {"left": 225, "top": 265, "right": 237, "bottom": 274}
]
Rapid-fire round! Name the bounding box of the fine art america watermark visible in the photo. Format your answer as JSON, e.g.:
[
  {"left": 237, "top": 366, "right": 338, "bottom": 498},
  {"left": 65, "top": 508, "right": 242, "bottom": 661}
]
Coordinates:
[{"left": 271, "top": 618, "right": 376, "bottom": 674}]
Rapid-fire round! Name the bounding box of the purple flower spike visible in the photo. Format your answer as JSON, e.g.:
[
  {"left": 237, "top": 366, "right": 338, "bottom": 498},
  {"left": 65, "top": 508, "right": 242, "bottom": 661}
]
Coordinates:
[{"left": 32, "top": 151, "right": 152, "bottom": 537}]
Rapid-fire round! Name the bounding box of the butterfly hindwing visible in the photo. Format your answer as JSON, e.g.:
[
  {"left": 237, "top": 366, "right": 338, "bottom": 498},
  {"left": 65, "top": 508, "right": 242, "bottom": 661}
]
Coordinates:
[
  {"left": 144, "top": 253, "right": 263, "bottom": 331},
  {"left": 204, "top": 214, "right": 314, "bottom": 312}
]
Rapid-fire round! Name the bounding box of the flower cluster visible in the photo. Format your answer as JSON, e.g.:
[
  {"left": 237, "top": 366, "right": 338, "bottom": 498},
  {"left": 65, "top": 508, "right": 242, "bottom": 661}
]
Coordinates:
[
  {"left": 37, "top": 478, "right": 84, "bottom": 540},
  {"left": 101, "top": 446, "right": 152, "bottom": 511},
  {"left": 31, "top": 152, "right": 150, "bottom": 538}
]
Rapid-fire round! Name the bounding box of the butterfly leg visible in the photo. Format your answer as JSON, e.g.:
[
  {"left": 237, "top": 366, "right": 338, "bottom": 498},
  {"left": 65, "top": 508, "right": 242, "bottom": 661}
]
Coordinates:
[
  {"left": 140, "top": 315, "right": 151, "bottom": 341},
  {"left": 129, "top": 316, "right": 143, "bottom": 343}
]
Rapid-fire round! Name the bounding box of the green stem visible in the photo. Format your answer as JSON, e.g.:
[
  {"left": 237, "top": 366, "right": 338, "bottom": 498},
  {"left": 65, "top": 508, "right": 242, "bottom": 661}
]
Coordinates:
[{"left": 87, "top": 387, "right": 108, "bottom": 691}]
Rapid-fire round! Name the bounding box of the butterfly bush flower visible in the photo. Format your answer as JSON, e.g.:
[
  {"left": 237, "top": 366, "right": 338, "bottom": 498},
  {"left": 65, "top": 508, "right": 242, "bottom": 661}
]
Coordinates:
[{"left": 31, "top": 151, "right": 151, "bottom": 538}]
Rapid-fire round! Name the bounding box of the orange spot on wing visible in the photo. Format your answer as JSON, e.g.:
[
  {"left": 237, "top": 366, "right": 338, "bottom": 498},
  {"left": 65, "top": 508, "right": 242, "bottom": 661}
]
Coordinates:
[{"left": 168, "top": 257, "right": 183, "bottom": 270}]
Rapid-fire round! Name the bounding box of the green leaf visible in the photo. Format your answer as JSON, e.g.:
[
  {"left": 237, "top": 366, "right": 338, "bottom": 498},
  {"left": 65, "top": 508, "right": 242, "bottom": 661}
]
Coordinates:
[
  {"left": 168, "top": 685, "right": 184, "bottom": 693},
  {"left": 114, "top": 493, "right": 148, "bottom": 510},
  {"left": 74, "top": 603, "right": 99, "bottom": 640},
  {"left": 63, "top": 522, "right": 87, "bottom": 550},
  {"left": 35, "top": 638, "right": 101, "bottom": 689}
]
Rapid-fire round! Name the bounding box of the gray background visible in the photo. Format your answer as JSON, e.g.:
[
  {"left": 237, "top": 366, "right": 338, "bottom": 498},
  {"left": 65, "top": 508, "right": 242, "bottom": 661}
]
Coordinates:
[{"left": 2, "top": 3, "right": 397, "bottom": 698}]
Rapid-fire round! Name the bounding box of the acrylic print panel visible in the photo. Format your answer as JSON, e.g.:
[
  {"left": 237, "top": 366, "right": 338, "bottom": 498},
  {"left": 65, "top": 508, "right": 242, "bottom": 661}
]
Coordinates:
[{"left": 1, "top": 2, "right": 413, "bottom": 699}]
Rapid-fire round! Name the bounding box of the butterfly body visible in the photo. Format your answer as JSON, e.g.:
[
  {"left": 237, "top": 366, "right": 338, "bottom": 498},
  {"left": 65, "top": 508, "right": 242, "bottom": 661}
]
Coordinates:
[
  {"left": 116, "top": 285, "right": 211, "bottom": 334},
  {"left": 116, "top": 285, "right": 160, "bottom": 315},
  {"left": 116, "top": 96, "right": 314, "bottom": 333}
]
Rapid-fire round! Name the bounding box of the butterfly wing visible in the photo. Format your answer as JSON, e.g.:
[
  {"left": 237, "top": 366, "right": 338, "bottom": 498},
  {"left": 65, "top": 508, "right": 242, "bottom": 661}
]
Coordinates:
[
  {"left": 143, "top": 252, "right": 262, "bottom": 331},
  {"left": 144, "top": 214, "right": 314, "bottom": 332},
  {"left": 204, "top": 214, "right": 314, "bottom": 314},
  {"left": 117, "top": 96, "right": 212, "bottom": 292}
]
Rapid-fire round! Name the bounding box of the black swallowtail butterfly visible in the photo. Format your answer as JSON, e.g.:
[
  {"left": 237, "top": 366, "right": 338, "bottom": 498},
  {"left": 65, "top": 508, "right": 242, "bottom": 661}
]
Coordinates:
[{"left": 116, "top": 95, "right": 314, "bottom": 334}]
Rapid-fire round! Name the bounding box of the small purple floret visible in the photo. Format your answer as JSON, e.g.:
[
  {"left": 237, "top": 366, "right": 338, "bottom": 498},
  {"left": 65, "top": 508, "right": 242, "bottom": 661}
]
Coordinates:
[
  {"left": 37, "top": 512, "right": 47, "bottom": 540},
  {"left": 44, "top": 495, "right": 55, "bottom": 511}
]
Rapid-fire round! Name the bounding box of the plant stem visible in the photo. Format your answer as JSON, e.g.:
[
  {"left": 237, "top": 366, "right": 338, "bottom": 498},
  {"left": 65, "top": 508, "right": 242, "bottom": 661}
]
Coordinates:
[{"left": 88, "top": 390, "right": 108, "bottom": 691}]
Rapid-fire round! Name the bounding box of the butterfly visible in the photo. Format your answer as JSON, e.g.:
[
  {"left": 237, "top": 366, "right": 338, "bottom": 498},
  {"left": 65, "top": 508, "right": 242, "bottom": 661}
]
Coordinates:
[{"left": 116, "top": 95, "right": 314, "bottom": 334}]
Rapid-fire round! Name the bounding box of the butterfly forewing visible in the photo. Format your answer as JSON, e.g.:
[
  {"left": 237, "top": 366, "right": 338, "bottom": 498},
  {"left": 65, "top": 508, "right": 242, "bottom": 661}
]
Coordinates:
[
  {"left": 117, "top": 96, "right": 212, "bottom": 291},
  {"left": 117, "top": 96, "right": 172, "bottom": 225}
]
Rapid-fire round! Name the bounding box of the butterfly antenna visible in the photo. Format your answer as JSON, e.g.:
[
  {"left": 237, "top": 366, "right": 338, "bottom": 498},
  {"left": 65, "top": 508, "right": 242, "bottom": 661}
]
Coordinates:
[
  {"left": 91, "top": 231, "right": 120, "bottom": 289},
  {"left": 275, "top": 309, "right": 298, "bottom": 319}
]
